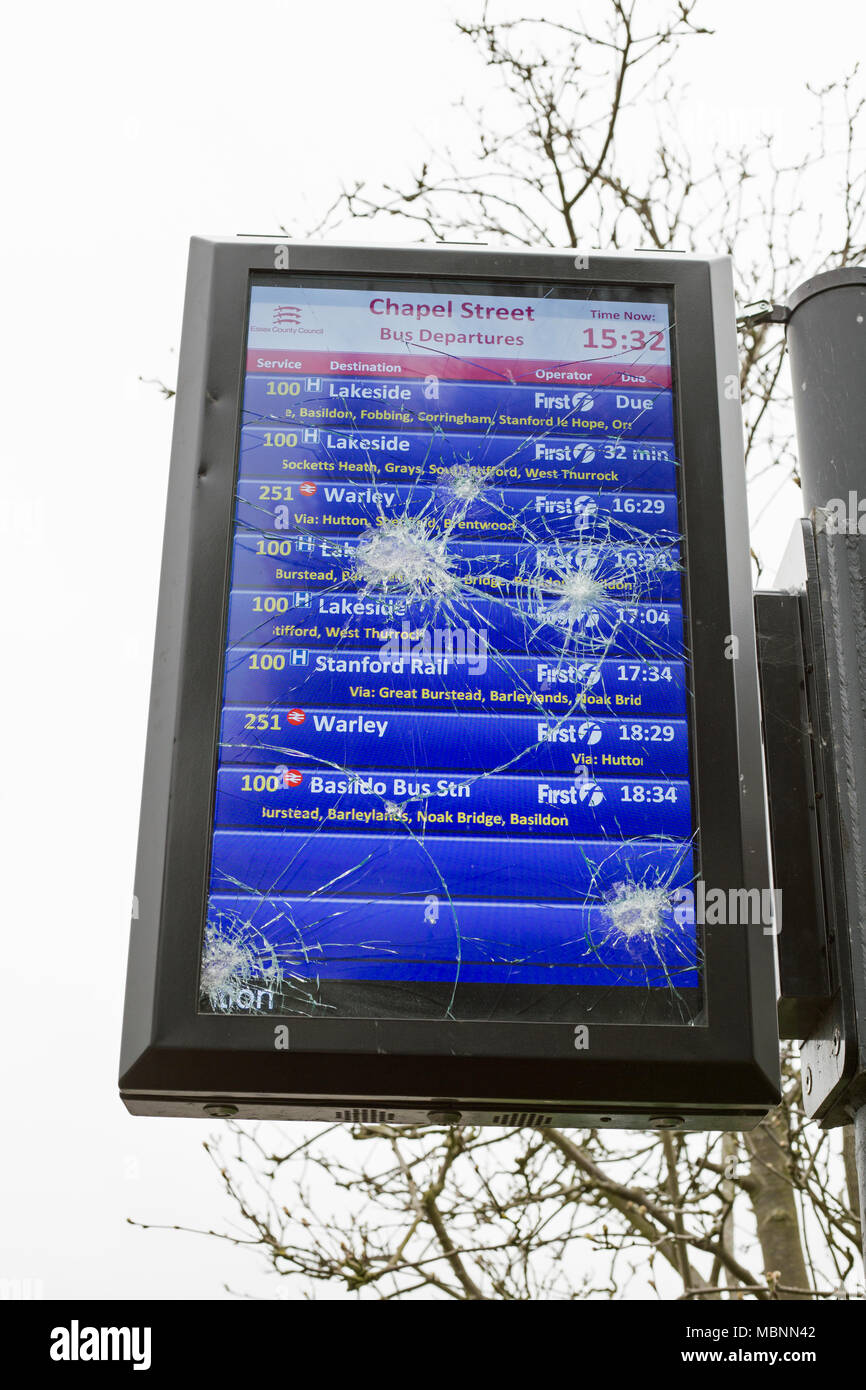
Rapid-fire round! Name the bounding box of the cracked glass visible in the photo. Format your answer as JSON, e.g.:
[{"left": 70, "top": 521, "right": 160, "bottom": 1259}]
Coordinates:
[{"left": 198, "top": 273, "right": 702, "bottom": 1027}]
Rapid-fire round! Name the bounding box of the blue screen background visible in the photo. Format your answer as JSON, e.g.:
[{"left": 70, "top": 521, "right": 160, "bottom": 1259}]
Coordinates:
[{"left": 200, "top": 280, "right": 698, "bottom": 1016}]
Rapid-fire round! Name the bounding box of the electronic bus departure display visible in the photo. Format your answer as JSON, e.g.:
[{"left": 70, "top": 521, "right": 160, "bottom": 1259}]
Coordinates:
[{"left": 201, "top": 276, "right": 699, "bottom": 1024}]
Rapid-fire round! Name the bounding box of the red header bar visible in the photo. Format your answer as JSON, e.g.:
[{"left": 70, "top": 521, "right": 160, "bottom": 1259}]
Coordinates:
[{"left": 246, "top": 349, "right": 671, "bottom": 390}]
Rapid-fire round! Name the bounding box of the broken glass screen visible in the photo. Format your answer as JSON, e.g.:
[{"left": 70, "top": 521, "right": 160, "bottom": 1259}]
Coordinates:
[{"left": 201, "top": 273, "right": 700, "bottom": 1026}]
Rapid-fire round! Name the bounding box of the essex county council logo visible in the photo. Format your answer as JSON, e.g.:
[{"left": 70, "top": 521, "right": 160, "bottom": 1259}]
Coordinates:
[{"left": 273, "top": 305, "right": 301, "bottom": 326}]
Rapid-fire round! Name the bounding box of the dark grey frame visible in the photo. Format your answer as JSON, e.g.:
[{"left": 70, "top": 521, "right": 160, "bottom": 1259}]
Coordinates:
[{"left": 119, "top": 237, "right": 779, "bottom": 1129}]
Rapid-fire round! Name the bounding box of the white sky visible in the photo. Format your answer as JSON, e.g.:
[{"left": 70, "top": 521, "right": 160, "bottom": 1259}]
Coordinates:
[{"left": 1, "top": 0, "right": 864, "bottom": 1301}]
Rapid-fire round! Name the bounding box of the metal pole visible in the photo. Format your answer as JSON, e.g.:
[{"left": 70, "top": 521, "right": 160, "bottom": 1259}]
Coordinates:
[
  {"left": 786, "top": 268, "right": 866, "bottom": 514},
  {"left": 785, "top": 267, "right": 866, "bottom": 1277}
]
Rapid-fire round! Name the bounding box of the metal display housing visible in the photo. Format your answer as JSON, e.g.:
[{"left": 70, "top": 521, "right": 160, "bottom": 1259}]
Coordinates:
[{"left": 120, "top": 238, "right": 779, "bottom": 1129}]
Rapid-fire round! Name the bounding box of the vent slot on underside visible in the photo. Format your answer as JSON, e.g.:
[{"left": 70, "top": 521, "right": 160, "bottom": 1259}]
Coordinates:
[
  {"left": 335, "top": 1108, "right": 396, "bottom": 1123},
  {"left": 492, "top": 1112, "right": 554, "bottom": 1127}
]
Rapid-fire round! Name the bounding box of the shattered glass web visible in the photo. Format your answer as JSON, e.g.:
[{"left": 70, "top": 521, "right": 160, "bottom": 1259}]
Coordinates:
[{"left": 200, "top": 277, "right": 701, "bottom": 1024}]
